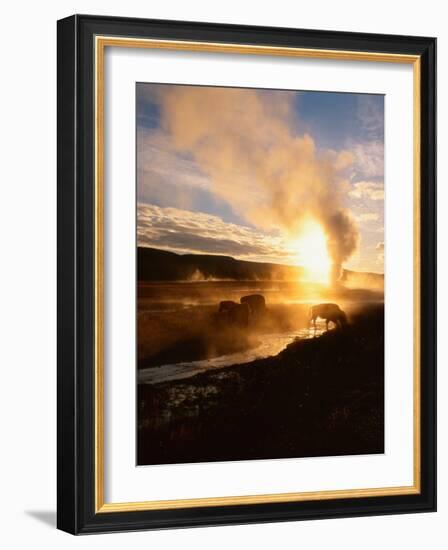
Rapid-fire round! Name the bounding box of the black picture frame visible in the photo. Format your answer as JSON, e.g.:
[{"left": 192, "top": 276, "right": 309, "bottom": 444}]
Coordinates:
[{"left": 57, "top": 14, "right": 436, "bottom": 534}]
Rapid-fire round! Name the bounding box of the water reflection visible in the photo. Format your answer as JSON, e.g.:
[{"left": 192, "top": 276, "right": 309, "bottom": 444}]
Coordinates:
[{"left": 138, "top": 320, "right": 326, "bottom": 385}]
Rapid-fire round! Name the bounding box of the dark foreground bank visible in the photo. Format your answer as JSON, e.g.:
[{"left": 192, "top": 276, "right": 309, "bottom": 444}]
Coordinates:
[{"left": 137, "top": 304, "right": 384, "bottom": 465}]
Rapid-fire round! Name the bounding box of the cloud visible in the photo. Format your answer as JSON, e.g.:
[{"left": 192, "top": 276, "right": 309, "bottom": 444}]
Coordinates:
[
  {"left": 138, "top": 84, "right": 360, "bottom": 278},
  {"left": 137, "top": 131, "right": 211, "bottom": 206},
  {"left": 356, "top": 96, "right": 384, "bottom": 141},
  {"left": 352, "top": 96, "right": 384, "bottom": 181},
  {"left": 361, "top": 213, "right": 380, "bottom": 222},
  {"left": 349, "top": 181, "right": 384, "bottom": 201},
  {"left": 356, "top": 212, "right": 380, "bottom": 222},
  {"left": 137, "top": 203, "right": 292, "bottom": 262},
  {"left": 334, "top": 150, "right": 356, "bottom": 171},
  {"left": 352, "top": 141, "right": 384, "bottom": 180},
  {"left": 376, "top": 241, "right": 384, "bottom": 265}
]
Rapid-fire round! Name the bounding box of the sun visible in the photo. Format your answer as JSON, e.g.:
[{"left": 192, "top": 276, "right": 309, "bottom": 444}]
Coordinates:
[{"left": 289, "top": 219, "right": 331, "bottom": 284}]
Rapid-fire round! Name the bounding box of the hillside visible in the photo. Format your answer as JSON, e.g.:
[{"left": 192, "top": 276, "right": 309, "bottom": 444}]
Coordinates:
[
  {"left": 137, "top": 246, "right": 384, "bottom": 286},
  {"left": 137, "top": 246, "right": 305, "bottom": 281}
]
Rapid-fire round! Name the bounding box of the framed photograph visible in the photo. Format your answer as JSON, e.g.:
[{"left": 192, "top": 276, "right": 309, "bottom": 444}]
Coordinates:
[{"left": 57, "top": 14, "right": 436, "bottom": 534}]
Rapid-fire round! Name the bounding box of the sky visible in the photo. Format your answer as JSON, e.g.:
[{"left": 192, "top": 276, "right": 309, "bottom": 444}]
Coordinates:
[{"left": 136, "top": 83, "right": 384, "bottom": 274}]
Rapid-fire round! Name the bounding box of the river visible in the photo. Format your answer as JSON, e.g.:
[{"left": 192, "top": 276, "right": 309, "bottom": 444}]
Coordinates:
[{"left": 138, "top": 321, "right": 326, "bottom": 385}]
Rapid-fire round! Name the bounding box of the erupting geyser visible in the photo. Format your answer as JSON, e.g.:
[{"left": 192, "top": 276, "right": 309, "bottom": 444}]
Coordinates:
[
  {"left": 290, "top": 220, "right": 331, "bottom": 284},
  {"left": 152, "top": 85, "right": 360, "bottom": 279}
]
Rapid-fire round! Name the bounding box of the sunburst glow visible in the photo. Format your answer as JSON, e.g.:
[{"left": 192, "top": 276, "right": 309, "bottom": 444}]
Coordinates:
[{"left": 289, "top": 220, "right": 332, "bottom": 284}]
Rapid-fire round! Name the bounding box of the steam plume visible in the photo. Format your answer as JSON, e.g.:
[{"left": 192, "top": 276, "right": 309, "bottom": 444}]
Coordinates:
[{"left": 151, "top": 86, "right": 359, "bottom": 280}]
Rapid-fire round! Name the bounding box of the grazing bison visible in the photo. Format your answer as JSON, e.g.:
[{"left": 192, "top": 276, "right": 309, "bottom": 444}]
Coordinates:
[
  {"left": 228, "top": 302, "right": 250, "bottom": 327},
  {"left": 219, "top": 300, "right": 238, "bottom": 313},
  {"left": 218, "top": 301, "right": 250, "bottom": 327},
  {"left": 240, "top": 294, "right": 266, "bottom": 316},
  {"left": 309, "top": 303, "right": 347, "bottom": 332}
]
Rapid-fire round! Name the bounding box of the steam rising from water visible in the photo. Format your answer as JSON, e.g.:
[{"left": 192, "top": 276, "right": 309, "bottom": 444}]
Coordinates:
[{"left": 152, "top": 86, "right": 360, "bottom": 281}]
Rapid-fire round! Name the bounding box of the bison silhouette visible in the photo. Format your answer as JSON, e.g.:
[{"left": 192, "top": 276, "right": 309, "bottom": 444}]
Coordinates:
[
  {"left": 218, "top": 300, "right": 238, "bottom": 313},
  {"left": 240, "top": 294, "right": 266, "bottom": 316},
  {"left": 228, "top": 302, "right": 250, "bottom": 326},
  {"left": 309, "top": 303, "right": 348, "bottom": 332},
  {"left": 218, "top": 300, "right": 250, "bottom": 327}
]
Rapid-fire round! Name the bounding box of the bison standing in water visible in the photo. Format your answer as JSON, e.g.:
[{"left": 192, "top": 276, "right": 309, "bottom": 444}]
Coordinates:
[
  {"left": 240, "top": 294, "right": 266, "bottom": 317},
  {"left": 217, "top": 294, "right": 266, "bottom": 327},
  {"left": 218, "top": 300, "right": 238, "bottom": 313},
  {"left": 309, "top": 303, "right": 348, "bottom": 332},
  {"left": 228, "top": 302, "right": 250, "bottom": 326},
  {"left": 218, "top": 300, "right": 250, "bottom": 327}
]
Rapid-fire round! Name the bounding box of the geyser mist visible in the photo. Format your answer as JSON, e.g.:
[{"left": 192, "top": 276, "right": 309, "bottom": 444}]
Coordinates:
[{"left": 149, "top": 85, "right": 360, "bottom": 278}]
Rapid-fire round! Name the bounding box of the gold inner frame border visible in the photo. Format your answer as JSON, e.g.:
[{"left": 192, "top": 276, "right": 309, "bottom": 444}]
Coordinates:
[{"left": 94, "top": 35, "right": 421, "bottom": 513}]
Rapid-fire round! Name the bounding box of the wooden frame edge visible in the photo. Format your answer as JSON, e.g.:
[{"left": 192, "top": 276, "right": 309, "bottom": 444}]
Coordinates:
[{"left": 93, "top": 36, "right": 422, "bottom": 514}]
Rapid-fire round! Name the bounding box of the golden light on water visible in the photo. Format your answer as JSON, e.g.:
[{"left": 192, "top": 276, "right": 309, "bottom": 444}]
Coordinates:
[{"left": 290, "top": 219, "right": 331, "bottom": 284}]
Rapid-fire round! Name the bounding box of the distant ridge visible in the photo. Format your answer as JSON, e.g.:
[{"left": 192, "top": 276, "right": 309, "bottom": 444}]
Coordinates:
[
  {"left": 138, "top": 247, "right": 384, "bottom": 287},
  {"left": 137, "top": 246, "right": 305, "bottom": 281}
]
